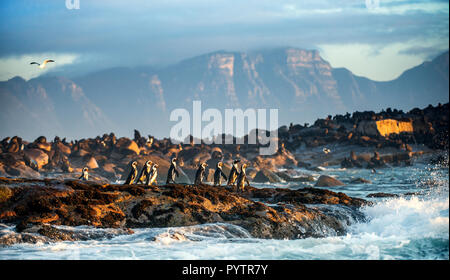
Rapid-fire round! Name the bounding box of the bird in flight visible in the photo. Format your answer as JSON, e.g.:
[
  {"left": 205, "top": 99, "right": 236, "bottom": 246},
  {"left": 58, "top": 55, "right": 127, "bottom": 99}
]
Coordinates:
[
  {"left": 323, "top": 147, "right": 331, "bottom": 154},
  {"left": 30, "top": 59, "right": 55, "bottom": 69}
]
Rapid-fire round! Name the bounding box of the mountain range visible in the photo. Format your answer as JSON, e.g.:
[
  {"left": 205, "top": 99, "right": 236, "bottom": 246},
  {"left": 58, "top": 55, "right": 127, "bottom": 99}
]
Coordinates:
[{"left": 0, "top": 48, "right": 448, "bottom": 140}]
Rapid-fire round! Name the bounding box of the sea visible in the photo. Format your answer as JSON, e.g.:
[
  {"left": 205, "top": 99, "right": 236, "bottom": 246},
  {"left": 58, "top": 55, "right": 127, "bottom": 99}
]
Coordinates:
[{"left": 1, "top": 158, "right": 448, "bottom": 260}]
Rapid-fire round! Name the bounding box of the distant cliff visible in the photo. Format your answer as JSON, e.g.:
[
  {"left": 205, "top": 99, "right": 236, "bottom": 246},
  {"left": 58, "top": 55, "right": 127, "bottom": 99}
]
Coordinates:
[{"left": 0, "top": 48, "right": 448, "bottom": 139}]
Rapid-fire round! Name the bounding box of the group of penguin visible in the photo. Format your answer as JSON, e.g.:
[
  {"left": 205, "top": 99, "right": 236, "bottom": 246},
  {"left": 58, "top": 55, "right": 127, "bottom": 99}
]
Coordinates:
[{"left": 79, "top": 158, "right": 251, "bottom": 192}]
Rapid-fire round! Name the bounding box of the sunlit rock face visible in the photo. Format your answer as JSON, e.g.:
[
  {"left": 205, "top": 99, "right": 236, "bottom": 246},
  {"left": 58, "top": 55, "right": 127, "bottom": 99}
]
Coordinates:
[
  {"left": 357, "top": 119, "right": 414, "bottom": 137},
  {"left": 375, "top": 119, "right": 414, "bottom": 137}
]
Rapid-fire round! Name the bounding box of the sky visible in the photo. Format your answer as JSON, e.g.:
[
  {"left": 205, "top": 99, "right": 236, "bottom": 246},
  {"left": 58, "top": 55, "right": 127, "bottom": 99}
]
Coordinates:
[{"left": 0, "top": 0, "right": 448, "bottom": 81}]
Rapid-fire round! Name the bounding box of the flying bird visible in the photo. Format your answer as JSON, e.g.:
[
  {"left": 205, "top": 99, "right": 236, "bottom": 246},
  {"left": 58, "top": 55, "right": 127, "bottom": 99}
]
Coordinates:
[
  {"left": 323, "top": 148, "right": 331, "bottom": 154},
  {"left": 30, "top": 59, "right": 55, "bottom": 69}
]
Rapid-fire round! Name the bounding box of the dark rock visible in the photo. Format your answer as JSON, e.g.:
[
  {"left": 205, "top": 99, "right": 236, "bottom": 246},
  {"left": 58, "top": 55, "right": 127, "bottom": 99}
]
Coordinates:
[
  {"left": 0, "top": 177, "right": 368, "bottom": 242},
  {"left": 115, "top": 138, "right": 140, "bottom": 155},
  {"left": 252, "top": 170, "right": 283, "bottom": 183},
  {"left": 315, "top": 175, "right": 345, "bottom": 187},
  {"left": 0, "top": 223, "right": 133, "bottom": 246},
  {"left": 23, "top": 149, "right": 49, "bottom": 170},
  {"left": 350, "top": 178, "right": 372, "bottom": 184},
  {"left": 341, "top": 151, "right": 363, "bottom": 168}
]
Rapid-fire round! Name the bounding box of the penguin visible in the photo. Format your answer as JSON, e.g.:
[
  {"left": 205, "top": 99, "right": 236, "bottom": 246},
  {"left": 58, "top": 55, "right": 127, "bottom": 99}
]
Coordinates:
[
  {"left": 146, "top": 163, "right": 158, "bottom": 186},
  {"left": 214, "top": 162, "right": 227, "bottom": 186},
  {"left": 236, "top": 163, "right": 250, "bottom": 192},
  {"left": 136, "top": 160, "right": 153, "bottom": 184},
  {"left": 166, "top": 157, "right": 179, "bottom": 184},
  {"left": 124, "top": 161, "right": 138, "bottom": 185},
  {"left": 194, "top": 162, "right": 208, "bottom": 185},
  {"left": 79, "top": 167, "right": 89, "bottom": 181},
  {"left": 227, "top": 159, "right": 240, "bottom": 186}
]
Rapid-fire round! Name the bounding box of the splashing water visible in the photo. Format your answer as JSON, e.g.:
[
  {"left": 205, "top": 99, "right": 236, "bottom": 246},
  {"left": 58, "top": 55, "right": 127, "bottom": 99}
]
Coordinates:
[{"left": 1, "top": 161, "right": 448, "bottom": 260}]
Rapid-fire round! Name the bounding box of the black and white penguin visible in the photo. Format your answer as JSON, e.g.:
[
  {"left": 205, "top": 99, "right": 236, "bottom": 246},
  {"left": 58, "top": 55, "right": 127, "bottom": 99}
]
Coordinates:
[
  {"left": 194, "top": 162, "right": 208, "bottom": 185},
  {"left": 79, "top": 167, "right": 89, "bottom": 181},
  {"left": 124, "top": 161, "right": 138, "bottom": 185},
  {"left": 166, "top": 157, "right": 179, "bottom": 184},
  {"left": 227, "top": 159, "right": 240, "bottom": 186},
  {"left": 136, "top": 160, "right": 152, "bottom": 184},
  {"left": 146, "top": 163, "right": 158, "bottom": 186},
  {"left": 214, "top": 162, "right": 227, "bottom": 186},
  {"left": 236, "top": 163, "right": 250, "bottom": 192}
]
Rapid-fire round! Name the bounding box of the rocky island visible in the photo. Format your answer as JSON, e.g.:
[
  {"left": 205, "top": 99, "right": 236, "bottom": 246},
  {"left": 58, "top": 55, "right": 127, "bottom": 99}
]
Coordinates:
[
  {"left": 0, "top": 177, "right": 368, "bottom": 245},
  {"left": 0, "top": 103, "right": 448, "bottom": 246}
]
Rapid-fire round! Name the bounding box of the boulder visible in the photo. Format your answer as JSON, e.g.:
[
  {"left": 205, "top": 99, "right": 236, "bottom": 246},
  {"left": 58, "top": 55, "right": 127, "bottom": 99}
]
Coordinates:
[
  {"left": 315, "top": 175, "right": 345, "bottom": 187},
  {"left": 116, "top": 138, "right": 140, "bottom": 155},
  {"left": 350, "top": 177, "right": 372, "bottom": 184},
  {"left": 36, "top": 142, "right": 52, "bottom": 152},
  {"left": 102, "top": 163, "right": 117, "bottom": 174},
  {"left": 73, "top": 148, "right": 90, "bottom": 157},
  {"left": 252, "top": 170, "right": 283, "bottom": 183},
  {"left": 5, "top": 164, "right": 41, "bottom": 178},
  {"left": 85, "top": 157, "right": 99, "bottom": 169},
  {"left": 23, "top": 149, "right": 49, "bottom": 170},
  {"left": 55, "top": 142, "right": 71, "bottom": 155}
]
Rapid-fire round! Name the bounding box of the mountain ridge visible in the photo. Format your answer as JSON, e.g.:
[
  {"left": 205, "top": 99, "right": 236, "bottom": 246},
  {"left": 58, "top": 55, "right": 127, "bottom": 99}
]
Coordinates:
[{"left": 0, "top": 48, "right": 448, "bottom": 140}]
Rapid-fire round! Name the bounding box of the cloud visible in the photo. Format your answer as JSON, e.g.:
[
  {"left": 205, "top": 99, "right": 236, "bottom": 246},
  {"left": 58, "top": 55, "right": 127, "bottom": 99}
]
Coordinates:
[
  {"left": 366, "top": 0, "right": 449, "bottom": 15},
  {"left": 0, "top": 0, "right": 448, "bottom": 81},
  {"left": 319, "top": 42, "right": 423, "bottom": 81},
  {"left": 399, "top": 45, "right": 449, "bottom": 60}
]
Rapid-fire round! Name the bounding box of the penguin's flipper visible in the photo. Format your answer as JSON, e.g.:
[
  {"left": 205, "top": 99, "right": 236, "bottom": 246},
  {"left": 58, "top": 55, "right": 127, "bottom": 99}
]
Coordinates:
[{"left": 221, "top": 170, "right": 227, "bottom": 181}]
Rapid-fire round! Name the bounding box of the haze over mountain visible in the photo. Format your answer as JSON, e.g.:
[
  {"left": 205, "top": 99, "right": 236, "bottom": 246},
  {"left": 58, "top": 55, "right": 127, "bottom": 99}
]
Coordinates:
[{"left": 0, "top": 48, "right": 448, "bottom": 140}]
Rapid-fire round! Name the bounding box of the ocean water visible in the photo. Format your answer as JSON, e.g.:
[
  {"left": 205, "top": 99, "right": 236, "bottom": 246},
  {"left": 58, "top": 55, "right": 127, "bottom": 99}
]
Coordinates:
[{"left": 1, "top": 161, "right": 448, "bottom": 260}]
